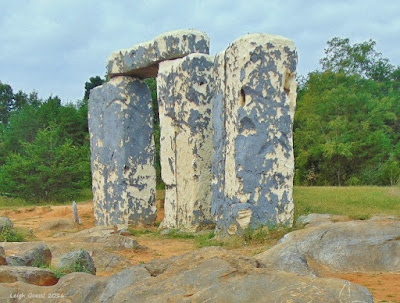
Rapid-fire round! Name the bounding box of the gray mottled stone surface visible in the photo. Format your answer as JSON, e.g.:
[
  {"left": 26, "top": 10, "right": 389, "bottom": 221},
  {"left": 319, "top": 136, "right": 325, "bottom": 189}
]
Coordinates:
[
  {"left": 88, "top": 76, "right": 156, "bottom": 227},
  {"left": 257, "top": 217, "right": 400, "bottom": 276},
  {"left": 107, "top": 30, "right": 210, "bottom": 78},
  {"left": 0, "top": 248, "right": 374, "bottom": 302},
  {"left": 57, "top": 249, "right": 96, "bottom": 275},
  {"left": 5, "top": 243, "right": 51, "bottom": 267},
  {"left": 211, "top": 34, "right": 298, "bottom": 236},
  {"left": 157, "top": 54, "right": 214, "bottom": 231}
]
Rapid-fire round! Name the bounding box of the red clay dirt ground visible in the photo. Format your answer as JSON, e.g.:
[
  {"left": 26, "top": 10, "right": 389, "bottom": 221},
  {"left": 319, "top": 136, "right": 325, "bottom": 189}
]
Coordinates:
[{"left": 1, "top": 200, "right": 399, "bottom": 303}]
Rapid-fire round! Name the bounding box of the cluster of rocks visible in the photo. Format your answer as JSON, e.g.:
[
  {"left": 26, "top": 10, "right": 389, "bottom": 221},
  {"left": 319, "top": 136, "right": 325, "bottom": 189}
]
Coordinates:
[
  {"left": 0, "top": 218, "right": 96, "bottom": 287},
  {"left": 3, "top": 215, "right": 399, "bottom": 302},
  {"left": 89, "top": 29, "right": 297, "bottom": 235}
]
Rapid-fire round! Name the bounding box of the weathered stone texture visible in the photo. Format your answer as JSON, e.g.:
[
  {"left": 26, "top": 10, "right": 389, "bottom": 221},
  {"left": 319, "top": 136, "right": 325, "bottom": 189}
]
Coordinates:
[
  {"left": 256, "top": 217, "right": 400, "bottom": 276},
  {"left": 88, "top": 76, "right": 156, "bottom": 227},
  {"left": 107, "top": 30, "right": 210, "bottom": 78},
  {"left": 211, "top": 34, "right": 298, "bottom": 235},
  {"left": 157, "top": 54, "right": 214, "bottom": 231}
]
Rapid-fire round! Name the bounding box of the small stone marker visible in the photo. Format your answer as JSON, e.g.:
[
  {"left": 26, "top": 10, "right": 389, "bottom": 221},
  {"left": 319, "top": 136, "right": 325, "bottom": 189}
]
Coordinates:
[{"left": 72, "top": 201, "right": 81, "bottom": 224}]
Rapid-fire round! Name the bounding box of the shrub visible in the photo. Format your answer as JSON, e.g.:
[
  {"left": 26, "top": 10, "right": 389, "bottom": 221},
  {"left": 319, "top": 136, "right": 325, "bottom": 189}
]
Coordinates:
[{"left": 0, "top": 225, "right": 25, "bottom": 242}]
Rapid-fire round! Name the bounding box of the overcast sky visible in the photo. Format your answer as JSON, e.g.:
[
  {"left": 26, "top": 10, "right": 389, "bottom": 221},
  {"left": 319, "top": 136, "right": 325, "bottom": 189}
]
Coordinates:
[{"left": 1, "top": 0, "right": 399, "bottom": 103}]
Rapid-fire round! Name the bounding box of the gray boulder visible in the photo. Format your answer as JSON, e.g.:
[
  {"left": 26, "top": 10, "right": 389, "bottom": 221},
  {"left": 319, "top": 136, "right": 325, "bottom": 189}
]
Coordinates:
[
  {"left": 6, "top": 243, "right": 51, "bottom": 267},
  {"left": 113, "top": 247, "right": 372, "bottom": 302},
  {"left": 0, "top": 247, "right": 373, "bottom": 302},
  {"left": 57, "top": 249, "right": 96, "bottom": 275},
  {"left": 90, "top": 249, "right": 131, "bottom": 273},
  {"left": 257, "top": 217, "right": 400, "bottom": 275},
  {"left": 0, "top": 217, "right": 13, "bottom": 233},
  {"left": 107, "top": 29, "right": 209, "bottom": 78},
  {"left": 0, "top": 266, "right": 58, "bottom": 286}
]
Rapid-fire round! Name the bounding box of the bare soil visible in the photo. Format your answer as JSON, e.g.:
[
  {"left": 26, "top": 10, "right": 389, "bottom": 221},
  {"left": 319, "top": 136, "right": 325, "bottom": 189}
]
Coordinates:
[{"left": 1, "top": 200, "right": 399, "bottom": 302}]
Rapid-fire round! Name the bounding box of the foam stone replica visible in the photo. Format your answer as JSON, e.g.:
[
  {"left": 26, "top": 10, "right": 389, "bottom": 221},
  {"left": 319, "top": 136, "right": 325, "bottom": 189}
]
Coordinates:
[
  {"left": 157, "top": 54, "right": 214, "bottom": 231},
  {"left": 211, "top": 34, "right": 298, "bottom": 235},
  {"left": 107, "top": 30, "right": 210, "bottom": 78},
  {"left": 88, "top": 76, "right": 156, "bottom": 227}
]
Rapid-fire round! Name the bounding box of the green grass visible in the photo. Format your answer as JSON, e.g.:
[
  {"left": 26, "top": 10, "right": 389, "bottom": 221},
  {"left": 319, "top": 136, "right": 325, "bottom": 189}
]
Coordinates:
[
  {"left": 128, "top": 229, "right": 154, "bottom": 237},
  {"left": 0, "top": 225, "right": 28, "bottom": 242},
  {"left": 156, "top": 189, "right": 165, "bottom": 201},
  {"left": 1, "top": 186, "right": 399, "bottom": 223},
  {"left": 294, "top": 186, "right": 400, "bottom": 220},
  {"left": 0, "top": 188, "right": 93, "bottom": 209}
]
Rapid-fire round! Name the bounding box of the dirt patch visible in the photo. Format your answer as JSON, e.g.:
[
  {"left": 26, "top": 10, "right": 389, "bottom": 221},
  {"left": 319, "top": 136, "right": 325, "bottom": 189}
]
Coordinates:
[
  {"left": 1, "top": 200, "right": 399, "bottom": 301},
  {"left": 333, "top": 272, "right": 400, "bottom": 303}
]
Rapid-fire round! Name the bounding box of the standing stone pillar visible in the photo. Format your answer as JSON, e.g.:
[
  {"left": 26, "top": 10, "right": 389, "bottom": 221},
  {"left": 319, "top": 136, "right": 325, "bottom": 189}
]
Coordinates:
[
  {"left": 211, "top": 34, "right": 298, "bottom": 236},
  {"left": 89, "top": 76, "right": 156, "bottom": 227},
  {"left": 157, "top": 54, "right": 214, "bottom": 231}
]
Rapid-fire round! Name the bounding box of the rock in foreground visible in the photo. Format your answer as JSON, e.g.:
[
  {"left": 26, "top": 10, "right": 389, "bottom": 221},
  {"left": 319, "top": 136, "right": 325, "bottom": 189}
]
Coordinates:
[
  {"left": 257, "top": 216, "right": 400, "bottom": 276},
  {"left": 57, "top": 249, "right": 96, "bottom": 275},
  {"left": 0, "top": 266, "right": 58, "bottom": 286},
  {"left": 0, "top": 247, "right": 373, "bottom": 302}
]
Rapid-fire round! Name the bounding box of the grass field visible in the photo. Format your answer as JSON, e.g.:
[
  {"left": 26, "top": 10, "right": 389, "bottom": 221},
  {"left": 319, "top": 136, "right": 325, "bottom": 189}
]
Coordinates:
[
  {"left": 0, "top": 188, "right": 93, "bottom": 209},
  {"left": 0, "top": 186, "right": 399, "bottom": 221},
  {"left": 293, "top": 186, "right": 400, "bottom": 220}
]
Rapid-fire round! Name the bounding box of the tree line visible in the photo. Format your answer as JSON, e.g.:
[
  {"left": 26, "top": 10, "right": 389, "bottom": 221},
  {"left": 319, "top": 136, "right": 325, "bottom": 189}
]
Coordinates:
[
  {"left": 0, "top": 37, "right": 399, "bottom": 202},
  {"left": 294, "top": 38, "right": 400, "bottom": 186},
  {"left": 0, "top": 76, "right": 104, "bottom": 201}
]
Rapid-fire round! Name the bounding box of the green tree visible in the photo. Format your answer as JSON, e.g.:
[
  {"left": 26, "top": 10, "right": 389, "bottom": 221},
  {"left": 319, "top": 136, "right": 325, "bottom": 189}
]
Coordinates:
[
  {"left": 320, "top": 37, "right": 394, "bottom": 81},
  {"left": 84, "top": 76, "right": 105, "bottom": 100},
  {"left": 295, "top": 38, "right": 400, "bottom": 186},
  {"left": 144, "top": 78, "right": 164, "bottom": 188},
  {"left": 0, "top": 125, "right": 90, "bottom": 201},
  {"left": 0, "top": 82, "right": 14, "bottom": 124}
]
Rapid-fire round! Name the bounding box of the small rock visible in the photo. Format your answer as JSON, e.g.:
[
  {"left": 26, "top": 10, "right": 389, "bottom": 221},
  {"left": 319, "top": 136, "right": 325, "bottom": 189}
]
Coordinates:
[
  {"left": 57, "top": 249, "right": 96, "bottom": 275},
  {"left": 83, "top": 233, "right": 143, "bottom": 250},
  {"left": 0, "top": 217, "right": 13, "bottom": 233},
  {"left": 296, "top": 213, "right": 348, "bottom": 227},
  {"left": 90, "top": 249, "right": 131, "bottom": 272},
  {"left": 6, "top": 243, "right": 51, "bottom": 267},
  {"left": 104, "top": 235, "right": 142, "bottom": 250},
  {"left": 118, "top": 228, "right": 131, "bottom": 236},
  {"left": 6, "top": 255, "right": 26, "bottom": 266},
  {"left": 0, "top": 266, "right": 58, "bottom": 286}
]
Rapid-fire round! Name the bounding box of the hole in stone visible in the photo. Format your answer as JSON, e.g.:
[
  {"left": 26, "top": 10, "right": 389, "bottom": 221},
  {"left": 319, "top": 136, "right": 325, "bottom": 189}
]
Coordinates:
[
  {"left": 284, "top": 72, "right": 294, "bottom": 95},
  {"left": 240, "top": 88, "right": 246, "bottom": 106},
  {"left": 199, "top": 81, "right": 205, "bottom": 86}
]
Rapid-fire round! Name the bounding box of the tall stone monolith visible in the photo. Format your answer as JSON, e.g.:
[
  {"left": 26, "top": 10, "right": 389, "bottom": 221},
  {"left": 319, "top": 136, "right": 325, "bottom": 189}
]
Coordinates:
[
  {"left": 211, "top": 34, "right": 298, "bottom": 236},
  {"left": 157, "top": 53, "right": 215, "bottom": 231},
  {"left": 88, "top": 76, "right": 156, "bottom": 227}
]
